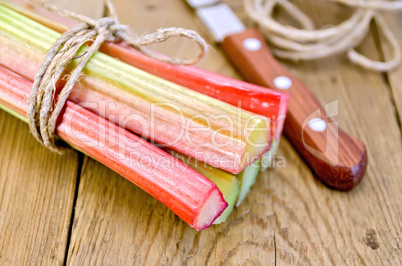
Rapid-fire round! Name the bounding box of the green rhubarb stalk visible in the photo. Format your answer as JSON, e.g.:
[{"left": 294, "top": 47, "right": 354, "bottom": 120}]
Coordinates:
[
  {"left": 169, "top": 150, "right": 240, "bottom": 224},
  {"left": 0, "top": 65, "right": 228, "bottom": 230},
  {"left": 235, "top": 160, "right": 260, "bottom": 207},
  {"left": 8, "top": 0, "right": 289, "bottom": 146},
  {"left": 0, "top": 5, "right": 271, "bottom": 174},
  {"left": 260, "top": 140, "right": 279, "bottom": 172}
]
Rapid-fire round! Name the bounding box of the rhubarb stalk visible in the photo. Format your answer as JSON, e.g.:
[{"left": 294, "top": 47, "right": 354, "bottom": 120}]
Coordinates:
[
  {"left": 10, "top": 0, "right": 288, "bottom": 142},
  {"left": 235, "top": 160, "right": 260, "bottom": 206},
  {"left": 7, "top": 0, "right": 288, "bottom": 173},
  {"left": 169, "top": 150, "right": 240, "bottom": 224},
  {"left": 0, "top": 5, "right": 271, "bottom": 174},
  {"left": 0, "top": 65, "right": 228, "bottom": 230},
  {"left": 260, "top": 140, "right": 279, "bottom": 172},
  {"left": 7, "top": 1, "right": 285, "bottom": 172}
]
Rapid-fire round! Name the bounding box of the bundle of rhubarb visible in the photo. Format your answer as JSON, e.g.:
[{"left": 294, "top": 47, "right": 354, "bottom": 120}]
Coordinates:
[{"left": 0, "top": 2, "right": 288, "bottom": 230}]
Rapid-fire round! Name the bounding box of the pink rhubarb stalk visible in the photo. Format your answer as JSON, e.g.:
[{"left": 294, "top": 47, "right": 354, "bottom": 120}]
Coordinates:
[
  {"left": 8, "top": 0, "right": 288, "bottom": 142},
  {"left": 0, "top": 5, "right": 272, "bottom": 174},
  {"left": 0, "top": 65, "right": 227, "bottom": 230}
]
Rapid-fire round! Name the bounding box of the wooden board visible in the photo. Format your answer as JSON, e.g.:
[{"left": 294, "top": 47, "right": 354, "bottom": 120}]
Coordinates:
[
  {"left": 258, "top": 1, "right": 402, "bottom": 263},
  {"left": 0, "top": 0, "right": 401, "bottom": 264},
  {"left": 66, "top": 158, "right": 276, "bottom": 265},
  {"left": 379, "top": 12, "right": 402, "bottom": 125},
  {"left": 48, "top": 0, "right": 104, "bottom": 19},
  {"left": 0, "top": 111, "right": 79, "bottom": 264},
  {"left": 0, "top": 0, "right": 96, "bottom": 264}
]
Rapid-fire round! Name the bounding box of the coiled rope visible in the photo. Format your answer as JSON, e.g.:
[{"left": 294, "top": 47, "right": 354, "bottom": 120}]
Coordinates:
[{"left": 244, "top": 0, "right": 402, "bottom": 72}]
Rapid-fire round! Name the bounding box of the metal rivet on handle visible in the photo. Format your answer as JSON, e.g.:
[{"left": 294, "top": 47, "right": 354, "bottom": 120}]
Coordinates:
[
  {"left": 274, "top": 76, "right": 292, "bottom": 90},
  {"left": 308, "top": 118, "right": 327, "bottom": 132},
  {"left": 243, "top": 38, "right": 261, "bottom": 51}
]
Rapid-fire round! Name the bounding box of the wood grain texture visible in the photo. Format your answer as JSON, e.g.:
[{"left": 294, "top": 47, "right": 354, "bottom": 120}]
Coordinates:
[
  {"left": 0, "top": 0, "right": 401, "bottom": 264},
  {"left": 266, "top": 1, "right": 402, "bottom": 264},
  {"left": 378, "top": 13, "right": 402, "bottom": 127},
  {"left": 0, "top": 1, "right": 93, "bottom": 264},
  {"left": 67, "top": 157, "right": 276, "bottom": 265},
  {"left": 48, "top": 0, "right": 104, "bottom": 19},
  {"left": 0, "top": 111, "right": 79, "bottom": 264},
  {"left": 64, "top": 0, "right": 401, "bottom": 264},
  {"left": 66, "top": 0, "right": 275, "bottom": 264},
  {"left": 221, "top": 28, "right": 367, "bottom": 190}
]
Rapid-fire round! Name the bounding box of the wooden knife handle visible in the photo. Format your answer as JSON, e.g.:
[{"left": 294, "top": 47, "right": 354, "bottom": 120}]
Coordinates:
[{"left": 221, "top": 28, "right": 367, "bottom": 190}]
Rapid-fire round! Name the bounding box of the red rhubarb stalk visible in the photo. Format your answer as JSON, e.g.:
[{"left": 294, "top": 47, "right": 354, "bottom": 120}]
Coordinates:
[
  {"left": 7, "top": 0, "right": 288, "bottom": 142},
  {"left": 0, "top": 5, "right": 272, "bottom": 174},
  {"left": 0, "top": 65, "right": 227, "bottom": 230},
  {"left": 103, "top": 45, "right": 288, "bottom": 141}
]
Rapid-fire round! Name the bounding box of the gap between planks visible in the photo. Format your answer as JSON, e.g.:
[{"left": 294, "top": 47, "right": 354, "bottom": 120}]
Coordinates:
[
  {"left": 63, "top": 153, "right": 85, "bottom": 265},
  {"left": 370, "top": 19, "right": 402, "bottom": 134}
]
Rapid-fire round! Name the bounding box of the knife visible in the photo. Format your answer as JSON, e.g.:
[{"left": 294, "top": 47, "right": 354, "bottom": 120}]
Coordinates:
[{"left": 185, "top": 0, "right": 367, "bottom": 191}]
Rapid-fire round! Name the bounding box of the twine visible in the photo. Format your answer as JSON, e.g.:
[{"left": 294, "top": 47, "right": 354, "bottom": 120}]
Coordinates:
[
  {"left": 27, "top": 0, "right": 208, "bottom": 153},
  {"left": 244, "top": 0, "right": 402, "bottom": 72}
]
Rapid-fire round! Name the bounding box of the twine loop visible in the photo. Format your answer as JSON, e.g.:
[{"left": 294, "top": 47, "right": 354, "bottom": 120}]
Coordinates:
[
  {"left": 93, "top": 17, "right": 127, "bottom": 41},
  {"left": 244, "top": 0, "right": 402, "bottom": 72},
  {"left": 27, "top": 0, "right": 208, "bottom": 153}
]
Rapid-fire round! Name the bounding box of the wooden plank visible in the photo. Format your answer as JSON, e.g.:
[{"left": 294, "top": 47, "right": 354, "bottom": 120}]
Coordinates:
[
  {"left": 48, "top": 0, "right": 104, "bottom": 19},
  {"left": 67, "top": 158, "right": 276, "bottom": 265},
  {"left": 112, "top": 0, "right": 242, "bottom": 79},
  {"left": 0, "top": 111, "right": 79, "bottom": 264},
  {"left": 264, "top": 1, "right": 402, "bottom": 264},
  {"left": 58, "top": 0, "right": 401, "bottom": 264},
  {"left": 377, "top": 12, "right": 402, "bottom": 126},
  {"left": 0, "top": 0, "right": 100, "bottom": 263},
  {"left": 66, "top": 0, "right": 275, "bottom": 264}
]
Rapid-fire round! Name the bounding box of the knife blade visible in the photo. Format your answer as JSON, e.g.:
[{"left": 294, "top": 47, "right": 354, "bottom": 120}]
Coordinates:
[{"left": 185, "top": 0, "right": 367, "bottom": 190}]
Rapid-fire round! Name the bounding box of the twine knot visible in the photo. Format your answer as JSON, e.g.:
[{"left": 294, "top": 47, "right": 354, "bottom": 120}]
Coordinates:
[
  {"left": 93, "top": 17, "right": 127, "bottom": 41},
  {"left": 27, "top": 0, "right": 208, "bottom": 153},
  {"left": 244, "top": 0, "right": 402, "bottom": 72}
]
